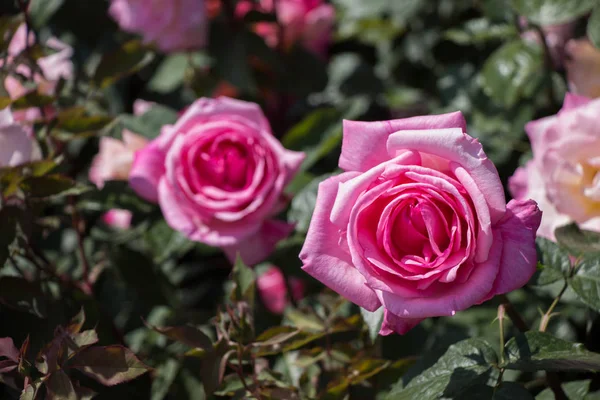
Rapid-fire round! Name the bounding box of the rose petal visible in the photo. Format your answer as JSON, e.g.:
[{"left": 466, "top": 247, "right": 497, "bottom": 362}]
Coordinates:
[
  {"left": 300, "top": 173, "right": 382, "bottom": 311},
  {"left": 387, "top": 128, "right": 506, "bottom": 223},
  {"left": 379, "top": 310, "right": 423, "bottom": 336},
  {"left": 339, "top": 111, "right": 466, "bottom": 173},
  {"left": 129, "top": 142, "right": 166, "bottom": 202},
  {"left": 490, "top": 199, "right": 542, "bottom": 295}
]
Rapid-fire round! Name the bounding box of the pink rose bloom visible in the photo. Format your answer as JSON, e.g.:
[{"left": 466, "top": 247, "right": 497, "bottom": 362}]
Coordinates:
[
  {"left": 89, "top": 100, "right": 152, "bottom": 188},
  {"left": 257, "top": 266, "right": 305, "bottom": 314},
  {"left": 300, "top": 112, "right": 542, "bottom": 335},
  {"left": 90, "top": 100, "right": 152, "bottom": 230},
  {"left": 565, "top": 39, "right": 600, "bottom": 99},
  {"left": 109, "top": 0, "right": 208, "bottom": 52},
  {"left": 236, "top": 0, "right": 335, "bottom": 57},
  {"left": 129, "top": 97, "right": 305, "bottom": 265},
  {"left": 510, "top": 93, "right": 600, "bottom": 240},
  {"left": 0, "top": 108, "right": 41, "bottom": 167},
  {"left": 3, "top": 24, "right": 73, "bottom": 123},
  {"left": 102, "top": 209, "right": 134, "bottom": 230}
]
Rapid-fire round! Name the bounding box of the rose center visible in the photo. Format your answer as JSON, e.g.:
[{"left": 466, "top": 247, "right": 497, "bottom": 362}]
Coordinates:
[{"left": 196, "top": 140, "right": 249, "bottom": 190}]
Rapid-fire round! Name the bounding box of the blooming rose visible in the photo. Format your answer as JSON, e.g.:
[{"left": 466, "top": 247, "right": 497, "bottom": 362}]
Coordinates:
[
  {"left": 3, "top": 24, "right": 73, "bottom": 123},
  {"left": 89, "top": 100, "right": 152, "bottom": 229},
  {"left": 0, "top": 108, "right": 40, "bottom": 167},
  {"left": 300, "top": 112, "right": 542, "bottom": 335},
  {"left": 109, "top": 0, "right": 207, "bottom": 52},
  {"left": 257, "top": 265, "right": 304, "bottom": 314},
  {"left": 89, "top": 100, "right": 152, "bottom": 188},
  {"left": 565, "top": 39, "right": 600, "bottom": 99},
  {"left": 510, "top": 93, "right": 600, "bottom": 239},
  {"left": 129, "top": 97, "right": 305, "bottom": 265},
  {"left": 236, "top": 0, "right": 335, "bottom": 57}
]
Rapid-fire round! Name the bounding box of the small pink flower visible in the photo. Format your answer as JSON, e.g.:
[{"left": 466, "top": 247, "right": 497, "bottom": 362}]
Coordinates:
[
  {"left": 89, "top": 100, "right": 151, "bottom": 188},
  {"left": 109, "top": 0, "right": 208, "bottom": 52},
  {"left": 257, "top": 266, "right": 304, "bottom": 314},
  {"left": 236, "top": 0, "right": 335, "bottom": 57},
  {"left": 102, "top": 209, "right": 133, "bottom": 230},
  {"left": 510, "top": 93, "right": 600, "bottom": 240},
  {"left": 129, "top": 97, "right": 305, "bottom": 265},
  {"left": 300, "top": 111, "right": 541, "bottom": 335},
  {"left": 0, "top": 108, "right": 41, "bottom": 167},
  {"left": 565, "top": 39, "right": 600, "bottom": 99}
]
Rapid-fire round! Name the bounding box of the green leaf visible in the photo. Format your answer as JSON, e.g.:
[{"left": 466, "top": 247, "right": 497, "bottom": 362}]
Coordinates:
[
  {"left": 70, "top": 345, "right": 151, "bottom": 386},
  {"left": 46, "top": 370, "right": 77, "bottom": 400},
  {"left": 56, "top": 107, "right": 113, "bottom": 133},
  {"left": 151, "top": 358, "right": 180, "bottom": 400},
  {"left": 502, "top": 331, "right": 600, "bottom": 371},
  {"left": 589, "top": 6, "right": 600, "bottom": 49},
  {"left": 0, "top": 277, "right": 46, "bottom": 318},
  {"left": 556, "top": 224, "right": 600, "bottom": 256},
  {"left": 536, "top": 380, "right": 591, "bottom": 399},
  {"left": 231, "top": 255, "right": 256, "bottom": 305},
  {"left": 147, "top": 324, "right": 213, "bottom": 350},
  {"left": 20, "top": 175, "right": 90, "bottom": 200},
  {"left": 569, "top": 258, "right": 600, "bottom": 312},
  {"left": 360, "top": 307, "right": 384, "bottom": 343},
  {"left": 288, "top": 173, "right": 335, "bottom": 234},
  {"left": 279, "top": 44, "right": 328, "bottom": 96},
  {"left": 461, "top": 382, "right": 534, "bottom": 399},
  {"left": 531, "top": 237, "right": 571, "bottom": 286},
  {"left": 511, "top": 0, "right": 596, "bottom": 25},
  {"left": 444, "top": 18, "right": 518, "bottom": 45},
  {"left": 148, "top": 54, "right": 189, "bottom": 93},
  {"left": 28, "top": 0, "right": 64, "bottom": 28},
  {"left": 480, "top": 39, "right": 545, "bottom": 108},
  {"left": 11, "top": 91, "right": 54, "bottom": 110},
  {"left": 122, "top": 104, "right": 179, "bottom": 139},
  {"left": 79, "top": 180, "right": 154, "bottom": 214},
  {"left": 94, "top": 40, "right": 155, "bottom": 88},
  {"left": 386, "top": 338, "right": 498, "bottom": 400}
]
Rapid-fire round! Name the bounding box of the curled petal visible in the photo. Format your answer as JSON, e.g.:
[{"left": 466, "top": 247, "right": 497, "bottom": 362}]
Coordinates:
[{"left": 300, "top": 173, "right": 382, "bottom": 311}]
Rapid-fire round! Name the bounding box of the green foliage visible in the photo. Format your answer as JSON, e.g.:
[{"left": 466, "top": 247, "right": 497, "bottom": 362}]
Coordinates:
[
  {"left": 511, "top": 0, "right": 596, "bottom": 25},
  {"left": 589, "top": 5, "right": 600, "bottom": 48}
]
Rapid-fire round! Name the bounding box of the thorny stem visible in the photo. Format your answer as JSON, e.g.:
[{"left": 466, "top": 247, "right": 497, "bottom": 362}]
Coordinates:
[
  {"left": 497, "top": 304, "right": 506, "bottom": 365},
  {"left": 499, "top": 294, "right": 567, "bottom": 400}
]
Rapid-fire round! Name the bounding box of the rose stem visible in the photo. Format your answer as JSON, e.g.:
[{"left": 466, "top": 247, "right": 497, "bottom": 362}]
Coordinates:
[{"left": 498, "top": 294, "right": 567, "bottom": 400}]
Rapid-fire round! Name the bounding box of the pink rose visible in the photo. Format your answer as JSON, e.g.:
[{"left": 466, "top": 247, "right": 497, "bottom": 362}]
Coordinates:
[
  {"left": 109, "top": 0, "right": 208, "bottom": 52},
  {"left": 3, "top": 24, "right": 73, "bottom": 123},
  {"left": 257, "top": 266, "right": 304, "bottom": 314},
  {"left": 89, "top": 100, "right": 152, "bottom": 230},
  {"left": 0, "top": 108, "right": 41, "bottom": 167},
  {"left": 129, "top": 97, "right": 305, "bottom": 265},
  {"left": 102, "top": 209, "right": 134, "bottom": 230},
  {"left": 300, "top": 112, "right": 542, "bottom": 335},
  {"left": 89, "top": 100, "right": 152, "bottom": 188},
  {"left": 236, "top": 0, "right": 335, "bottom": 57},
  {"left": 565, "top": 39, "right": 600, "bottom": 99},
  {"left": 509, "top": 93, "right": 600, "bottom": 240}
]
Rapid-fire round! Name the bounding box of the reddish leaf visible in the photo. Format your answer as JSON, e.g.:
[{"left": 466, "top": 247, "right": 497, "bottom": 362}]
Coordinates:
[
  {"left": 19, "top": 335, "right": 30, "bottom": 372},
  {"left": 67, "top": 308, "right": 86, "bottom": 334},
  {"left": 0, "top": 337, "right": 19, "bottom": 362},
  {"left": 146, "top": 323, "right": 212, "bottom": 350},
  {"left": 45, "top": 370, "right": 77, "bottom": 400},
  {"left": 0, "top": 359, "right": 17, "bottom": 373},
  {"left": 70, "top": 345, "right": 150, "bottom": 386}
]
